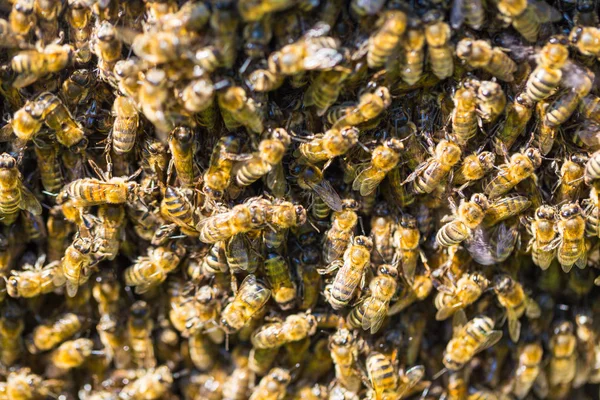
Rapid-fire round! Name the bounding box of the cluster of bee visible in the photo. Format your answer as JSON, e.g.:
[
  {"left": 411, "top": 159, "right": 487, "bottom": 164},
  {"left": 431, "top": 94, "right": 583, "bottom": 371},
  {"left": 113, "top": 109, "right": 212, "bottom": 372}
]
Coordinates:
[{"left": 1, "top": 0, "right": 600, "bottom": 399}]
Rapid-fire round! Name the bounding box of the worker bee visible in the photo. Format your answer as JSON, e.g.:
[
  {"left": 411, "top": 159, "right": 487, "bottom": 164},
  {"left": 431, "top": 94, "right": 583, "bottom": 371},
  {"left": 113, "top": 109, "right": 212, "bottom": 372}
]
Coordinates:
[
  {"left": 555, "top": 154, "right": 587, "bottom": 203},
  {"left": 247, "top": 68, "right": 285, "bottom": 92},
  {"left": 329, "top": 86, "right": 391, "bottom": 130},
  {"left": 546, "top": 70, "right": 593, "bottom": 128},
  {"left": 570, "top": 26, "right": 600, "bottom": 59},
  {"left": 512, "top": 342, "right": 547, "bottom": 399},
  {"left": 6, "top": 254, "right": 64, "bottom": 298},
  {"left": 251, "top": 312, "right": 317, "bottom": 349},
  {"left": 0, "top": 368, "right": 64, "bottom": 400},
  {"left": 367, "top": 10, "right": 407, "bottom": 69},
  {"left": 476, "top": 81, "right": 507, "bottom": 125},
  {"left": 198, "top": 201, "right": 268, "bottom": 244},
  {"left": 263, "top": 250, "right": 297, "bottom": 309},
  {"left": 524, "top": 205, "right": 557, "bottom": 270},
  {"left": 296, "top": 127, "right": 359, "bottom": 164},
  {"left": 435, "top": 271, "right": 490, "bottom": 321},
  {"left": 328, "top": 328, "right": 362, "bottom": 393},
  {"left": 120, "top": 365, "right": 173, "bottom": 400},
  {"left": 168, "top": 126, "right": 197, "bottom": 188},
  {"left": 65, "top": 0, "right": 92, "bottom": 50},
  {"left": 249, "top": 367, "right": 291, "bottom": 400},
  {"left": 203, "top": 134, "right": 242, "bottom": 201},
  {"left": 451, "top": 86, "right": 478, "bottom": 147},
  {"left": 0, "top": 301, "right": 24, "bottom": 367},
  {"left": 10, "top": 0, "right": 36, "bottom": 39},
  {"left": 423, "top": 11, "right": 454, "bottom": 80},
  {"left": 111, "top": 96, "right": 139, "bottom": 155},
  {"left": 60, "top": 69, "right": 93, "bottom": 105},
  {"left": 548, "top": 321, "right": 577, "bottom": 387},
  {"left": 61, "top": 236, "right": 99, "bottom": 297},
  {"left": 456, "top": 39, "right": 517, "bottom": 82},
  {"left": 222, "top": 350, "right": 254, "bottom": 399},
  {"left": 437, "top": 194, "right": 489, "bottom": 247},
  {"left": 0, "top": 153, "right": 42, "bottom": 226},
  {"left": 127, "top": 300, "right": 157, "bottom": 369},
  {"left": 393, "top": 214, "right": 421, "bottom": 282},
  {"left": 304, "top": 67, "right": 351, "bottom": 116},
  {"left": 369, "top": 203, "right": 395, "bottom": 266},
  {"left": 35, "top": 92, "right": 86, "bottom": 148},
  {"left": 485, "top": 148, "right": 542, "bottom": 199},
  {"left": 444, "top": 315, "right": 503, "bottom": 370},
  {"left": 27, "top": 312, "right": 83, "bottom": 354},
  {"left": 494, "top": 94, "right": 534, "bottom": 154},
  {"left": 365, "top": 351, "right": 425, "bottom": 400},
  {"left": 553, "top": 202, "right": 587, "bottom": 272},
  {"left": 323, "top": 235, "right": 373, "bottom": 310},
  {"left": 453, "top": 152, "right": 496, "bottom": 188},
  {"left": 348, "top": 264, "right": 398, "bottom": 333},
  {"left": 322, "top": 199, "right": 359, "bottom": 264},
  {"left": 33, "top": 136, "right": 63, "bottom": 194},
  {"left": 493, "top": 274, "right": 541, "bottom": 342},
  {"left": 221, "top": 274, "right": 271, "bottom": 332},
  {"left": 482, "top": 194, "right": 532, "bottom": 227},
  {"left": 405, "top": 140, "right": 462, "bottom": 194},
  {"left": 138, "top": 68, "right": 173, "bottom": 136},
  {"left": 291, "top": 162, "right": 343, "bottom": 220},
  {"left": 189, "top": 332, "right": 217, "bottom": 371},
  {"left": 51, "top": 338, "right": 94, "bottom": 371},
  {"left": 125, "top": 243, "right": 185, "bottom": 294},
  {"left": 497, "top": 0, "right": 561, "bottom": 42},
  {"left": 10, "top": 42, "right": 73, "bottom": 89},
  {"left": 524, "top": 36, "right": 569, "bottom": 103},
  {"left": 399, "top": 21, "right": 425, "bottom": 86},
  {"left": 352, "top": 138, "right": 403, "bottom": 196},
  {"left": 218, "top": 85, "right": 264, "bottom": 134}
]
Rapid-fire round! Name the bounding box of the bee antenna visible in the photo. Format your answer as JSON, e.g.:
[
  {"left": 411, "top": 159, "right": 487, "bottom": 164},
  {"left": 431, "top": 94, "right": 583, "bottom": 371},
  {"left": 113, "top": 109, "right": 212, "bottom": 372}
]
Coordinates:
[
  {"left": 173, "top": 369, "right": 190, "bottom": 379},
  {"left": 358, "top": 216, "right": 366, "bottom": 236},
  {"left": 42, "top": 191, "right": 58, "bottom": 197}
]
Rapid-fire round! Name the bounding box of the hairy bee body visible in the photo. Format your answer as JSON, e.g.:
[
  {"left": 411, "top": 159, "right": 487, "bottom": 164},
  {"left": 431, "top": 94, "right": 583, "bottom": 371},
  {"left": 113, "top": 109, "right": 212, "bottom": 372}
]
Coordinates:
[
  {"left": 323, "top": 200, "right": 359, "bottom": 264},
  {"left": 452, "top": 87, "right": 478, "bottom": 146},
  {"left": 127, "top": 301, "right": 156, "bottom": 369},
  {"left": 304, "top": 68, "right": 350, "bottom": 116},
  {"left": 524, "top": 38, "right": 569, "bottom": 103},
  {"left": 7, "top": 258, "right": 64, "bottom": 298},
  {"left": 527, "top": 205, "right": 557, "bottom": 270},
  {"left": 367, "top": 10, "right": 407, "bottom": 69},
  {"left": 444, "top": 316, "right": 502, "bottom": 370},
  {"left": 424, "top": 13, "right": 454, "bottom": 80},
  {"left": 329, "top": 329, "right": 362, "bottom": 393},
  {"left": 485, "top": 148, "right": 542, "bottom": 199},
  {"left": 61, "top": 237, "right": 96, "bottom": 297},
  {"left": 203, "top": 134, "right": 242, "bottom": 200},
  {"left": 51, "top": 338, "right": 93, "bottom": 370},
  {"left": 456, "top": 39, "right": 517, "bottom": 82},
  {"left": 513, "top": 343, "right": 544, "bottom": 399},
  {"left": 124, "top": 244, "right": 184, "bottom": 294},
  {"left": 33, "top": 138, "right": 63, "bottom": 194},
  {"left": 410, "top": 140, "right": 462, "bottom": 194},
  {"left": 249, "top": 368, "right": 290, "bottom": 400},
  {"left": 297, "top": 127, "right": 359, "bottom": 164},
  {"left": 264, "top": 251, "right": 296, "bottom": 309},
  {"left": 28, "top": 312, "right": 82, "bottom": 353},
  {"left": 111, "top": 96, "right": 139, "bottom": 155},
  {"left": 221, "top": 275, "right": 271, "bottom": 332},
  {"left": 401, "top": 24, "right": 425, "bottom": 85},
  {"left": 549, "top": 322, "right": 577, "bottom": 386},
  {"left": 251, "top": 312, "right": 317, "bottom": 349},
  {"left": 494, "top": 95, "right": 534, "bottom": 154},
  {"left": 555, "top": 203, "right": 587, "bottom": 272},
  {"left": 352, "top": 138, "right": 403, "bottom": 196},
  {"left": 168, "top": 127, "right": 196, "bottom": 188},
  {"left": 0, "top": 302, "right": 24, "bottom": 366}
]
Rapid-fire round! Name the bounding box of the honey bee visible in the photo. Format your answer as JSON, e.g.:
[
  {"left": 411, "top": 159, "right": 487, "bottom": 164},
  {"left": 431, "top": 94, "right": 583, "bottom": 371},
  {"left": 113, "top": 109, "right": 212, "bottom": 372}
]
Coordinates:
[
  {"left": 584, "top": 150, "right": 600, "bottom": 185},
  {"left": 90, "top": 204, "right": 125, "bottom": 261},
  {"left": 120, "top": 366, "right": 173, "bottom": 400},
  {"left": 27, "top": 312, "right": 83, "bottom": 353},
  {"left": 66, "top": 0, "right": 92, "bottom": 52},
  {"left": 203, "top": 134, "right": 242, "bottom": 201},
  {"left": 111, "top": 96, "right": 139, "bottom": 155},
  {"left": 6, "top": 255, "right": 64, "bottom": 298},
  {"left": 544, "top": 66, "right": 593, "bottom": 128},
  {"left": 453, "top": 152, "right": 495, "bottom": 188},
  {"left": 524, "top": 37, "right": 569, "bottom": 103},
  {"left": 394, "top": 214, "right": 422, "bottom": 282},
  {"left": 251, "top": 312, "right": 317, "bottom": 349},
  {"left": 0, "top": 368, "right": 64, "bottom": 400},
  {"left": 405, "top": 140, "right": 462, "bottom": 194},
  {"left": 423, "top": 11, "right": 453, "bottom": 80},
  {"left": 484, "top": 148, "right": 542, "bottom": 199},
  {"left": 524, "top": 205, "right": 557, "bottom": 270},
  {"left": 367, "top": 10, "right": 407, "bottom": 69},
  {"left": 476, "top": 81, "right": 507, "bottom": 125},
  {"left": 365, "top": 351, "right": 425, "bottom": 400},
  {"left": 35, "top": 92, "right": 86, "bottom": 148},
  {"left": 260, "top": 250, "right": 294, "bottom": 309},
  {"left": 218, "top": 85, "right": 264, "bottom": 134},
  {"left": 482, "top": 194, "right": 532, "bottom": 227},
  {"left": 222, "top": 350, "right": 254, "bottom": 399},
  {"left": 127, "top": 300, "right": 156, "bottom": 369},
  {"left": 497, "top": 0, "right": 561, "bottom": 42},
  {"left": 329, "top": 86, "right": 391, "bottom": 130},
  {"left": 304, "top": 67, "right": 351, "bottom": 117},
  {"left": 51, "top": 338, "right": 94, "bottom": 371},
  {"left": 322, "top": 199, "right": 359, "bottom": 264},
  {"left": 494, "top": 95, "right": 534, "bottom": 154},
  {"left": 437, "top": 194, "right": 489, "bottom": 247},
  {"left": 249, "top": 367, "right": 290, "bottom": 400},
  {"left": 221, "top": 274, "right": 271, "bottom": 332},
  {"left": 139, "top": 68, "right": 173, "bottom": 136},
  {"left": 247, "top": 68, "right": 285, "bottom": 92},
  {"left": 61, "top": 69, "right": 93, "bottom": 105},
  {"left": 456, "top": 39, "right": 517, "bottom": 82},
  {"left": 328, "top": 328, "right": 362, "bottom": 393},
  {"left": 512, "top": 342, "right": 547, "bottom": 399},
  {"left": 435, "top": 271, "right": 490, "bottom": 321},
  {"left": 210, "top": 1, "right": 238, "bottom": 69},
  {"left": 33, "top": 136, "right": 63, "bottom": 194},
  {"left": 548, "top": 321, "right": 577, "bottom": 387},
  {"left": 168, "top": 126, "right": 197, "bottom": 188},
  {"left": 125, "top": 243, "right": 185, "bottom": 294},
  {"left": 9, "top": 0, "right": 36, "bottom": 39},
  {"left": 556, "top": 154, "right": 587, "bottom": 203},
  {"left": 554, "top": 202, "right": 587, "bottom": 272},
  {"left": 0, "top": 153, "right": 42, "bottom": 226},
  {"left": 291, "top": 162, "right": 343, "bottom": 221},
  {"left": 368, "top": 203, "right": 394, "bottom": 266},
  {"left": 352, "top": 138, "right": 403, "bottom": 196},
  {"left": 296, "top": 127, "right": 359, "bottom": 164},
  {"left": 198, "top": 201, "right": 268, "bottom": 244},
  {"left": 61, "top": 235, "right": 101, "bottom": 297},
  {"left": 493, "top": 274, "right": 540, "bottom": 342},
  {"left": 0, "top": 301, "right": 24, "bottom": 367},
  {"left": 398, "top": 21, "right": 426, "bottom": 86},
  {"left": 323, "top": 235, "right": 372, "bottom": 310},
  {"left": 189, "top": 332, "right": 217, "bottom": 371},
  {"left": 570, "top": 26, "right": 600, "bottom": 59},
  {"left": 444, "top": 315, "right": 503, "bottom": 370},
  {"left": 451, "top": 86, "right": 478, "bottom": 147},
  {"left": 10, "top": 42, "right": 73, "bottom": 89}
]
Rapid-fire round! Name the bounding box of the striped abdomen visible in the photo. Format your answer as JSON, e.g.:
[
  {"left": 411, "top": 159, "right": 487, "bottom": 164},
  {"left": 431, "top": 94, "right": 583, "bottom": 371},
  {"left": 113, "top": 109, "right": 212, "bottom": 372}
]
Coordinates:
[
  {"left": 366, "top": 353, "right": 398, "bottom": 394},
  {"left": 428, "top": 46, "right": 454, "bottom": 80},
  {"left": 0, "top": 187, "right": 21, "bottom": 225},
  {"left": 525, "top": 67, "right": 561, "bottom": 102},
  {"left": 414, "top": 164, "right": 450, "bottom": 194},
  {"left": 402, "top": 49, "right": 424, "bottom": 85},
  {"left": 512, "top": 11, "right": 540, "bottom": 43},
  {"left": 236, "top": 158, "right": 270, "bottom": 187},
  {"left": 437, "top": 221, "right": 469, "bottom": 247},
  {"left": 112, "top": 116, "right": 138, "bottom": 154},
  {"left": 488, "top": 50, "right": 517, "bottom": 82},
  {"left": 545, "top": 92, "right": 579, "bottom": 127}
]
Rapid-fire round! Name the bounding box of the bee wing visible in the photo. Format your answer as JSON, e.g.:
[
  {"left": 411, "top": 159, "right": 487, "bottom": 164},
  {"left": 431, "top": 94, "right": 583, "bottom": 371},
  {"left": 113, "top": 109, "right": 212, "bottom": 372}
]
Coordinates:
[
  {"left": 360, "top": 298, "right": 388, "bottom": 334},
  {"left": 13, "top": 74, "right": 40, "bottom": 89},
  {"left": 303, "top": 48, "right": 343, "bottom": 71},
  {"left": 19, "top": 186, "right": 42, "bottom": 216},
  {"left": 436, "top": 302, "right": 463, "bottom": 321},
  {"left": 484, "top": 195, "right": 531, "bottom": 226},
  {"left": 49, "top": 264, "right": 66, "bottom": 287},
  {"left": 484, "top": 167, "right": 511, "bottom": 199},
  {"left": 134, "top": 281, "right": 156, "bottom": 295},
  {"left": 450, "top": 0, "right": 466, "bottom": 29},
  {"left": 266, "top": 163, "right": 286, "bottom": 197},
  {"left": 309, "top": 179, "right": 343, "bottom": 212},
  {"left": 526, "top": 0, "right": 561, "bottom": 23},
  {"left": 560, "top": 61, "right": 592, "bottom": 91},
  {"left": 533, "top": 370, "right": 549, "bottom": 399},
  {"left": 403, "top": 160, "right": 434, "bottom": 185},
  {"left": 353, "top": 167, "right": 386, "bottom": 196},
  {"left": 474, "top": 330, "right": 503, "bottom": 353},
  {"left": 506, "top": 307, "right": 521, "bottom": 342},
  {"left": 525, "top": 298, "right": 541, "bottom": 319},
  {"left": 452, "top": 309, "right": 468, "bottom": 336},
  {"left": 66, "top": 280, "right": 80, "bottom": 298},
  {"left": 397, "top": 365, "right": 426, "bottom": 398}
]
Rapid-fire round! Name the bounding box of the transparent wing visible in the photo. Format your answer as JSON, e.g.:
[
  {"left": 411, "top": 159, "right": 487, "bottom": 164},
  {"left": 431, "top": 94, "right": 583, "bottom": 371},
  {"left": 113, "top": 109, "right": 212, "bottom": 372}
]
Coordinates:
[
  {"left": 436, "top": 302, "right": 463, "bottom": 321},
  {"left": 506, "top": 307, "right": 522, "bottom": 342},
  {"left": 20, "top": 186, "right": 42, "bottom": 215},
  {"left": 304, "top": 48, "right": 344, "bottom": 71},
  {"left": 66, "top": 280, "right": 80, "bottom": 298},
  {"left": 527, "top": 0, "right": 561, "bottom": 23},
  {"left": 353, "top": 168, "right": 386, "bottom": 196},
  {"left": 397, "top": 365, "right": 426, "bottom": 398},
  {"left": 134, "top": 282, "right": 155, "bottom": 295},
  {"left": 452, "top": 309, "right": 468, "bottom": 337},
  {"left": 484, "top": 167, "right": 512, "bottom": 199},
  {"left": 450, "top": 0, "right": 466, "bottom": 29},
  {"left": 474, "top": 330, "right": 503, "bottom": 353},
  {"left": 266, "top": 163, "right": 286, "bottom": 197},
  {"left": 360, "top": 297, "right": 388, "bottom": 334},
  {"left": 310, "top": 179, "right": 343, "bottom": 212}
]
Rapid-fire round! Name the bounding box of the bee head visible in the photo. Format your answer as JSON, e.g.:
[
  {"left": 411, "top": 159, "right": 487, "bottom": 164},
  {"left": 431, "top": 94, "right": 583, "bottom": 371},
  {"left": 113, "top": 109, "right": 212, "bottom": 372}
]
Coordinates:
[
  {"left": 560, "top": 203, "right": 581, "bottom": 219},
  {"left": 400, "top": 215, "right": 417, "bottom": 229},
  {"left": 536, "top": 205, "right": 556, "bottom": 220},
  {"left": 470, "top": 193, "right": 489, "bottom": 210},
  {"left": 354, "top": 235, "right": 373, "bottom": 250},
  {"left": 524, "top": 148, "right": 542, "bottom": 169}
]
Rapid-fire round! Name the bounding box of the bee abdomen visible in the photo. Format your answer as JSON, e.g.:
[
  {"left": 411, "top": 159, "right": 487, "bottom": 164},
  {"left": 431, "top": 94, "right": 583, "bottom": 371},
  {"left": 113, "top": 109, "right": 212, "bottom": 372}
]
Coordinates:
[
  {"left": 436, "top": 221, "right": 468, "bottom": 246},
  {"left": 402, "top": 50, "right": 424, "bottom": 85},
  {"left": 312, "top": 198, "right": 331, "bottom": 220},
  {"left": 545, "top": 93, "right": 578, "bottom": 128},
  {"left": 428, "top": 47, "right": 454, "bottom": 79},
  {"left": 236, "top": 160, "right": 269, "bottom": 187},
  {"left": 526, "top": 69, "right": 560, "bottom": 102}
]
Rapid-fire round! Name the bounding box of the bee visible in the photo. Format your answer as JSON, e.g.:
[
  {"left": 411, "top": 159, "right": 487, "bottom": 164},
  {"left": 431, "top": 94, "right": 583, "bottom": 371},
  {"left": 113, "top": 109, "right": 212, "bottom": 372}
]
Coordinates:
[
  {"left": 524, "top": 205, "right": 557, "bottom": 270},
  {"left": 549, "top": 321, "right": 577, "bottom": 387},
  {"left": 243, "top": 15, "right": 274, "bottom": 58},
  {"left": 34, "top": 92, "right": 86, "bottom": 148},
  {"left": 234, "top": 128, "right": 290, "bottom": 192},
  {"left": 494, "top": 94, "right": 534, "bottom": 154},
  {"left": 91, "top": 204, "right": 125, "bottom": 261},
  {"left": 365, "top": 351, "right": 425, "bottom": 400},
  {"left": 485, "top": 148, "right": 542, "bottom": 199},
  {"left": 202, "top": 134, "right": 242, "bottom": 201},
  {"left": 27, "top": 312, "right": 83, "bottom": 354},
  {"left": 437, "top": 194, "right": 489, "bottom": 247},
  {"left": 180, "top": 76, "right": 215, "bottom": 113},
  {"left": 251, "top": 312, "right": 317, "bottom": 349},
  {"left": 10, "top": 0, "right": 36, "bottom": 39},
  {"left": 0, "top": 153, "right": 41, "bottom": 226},
  {"left": 304, "top": 67, "right": 351, "bottom": 116},
  {"left": 0, "top": 301, "right": 24, "bottom": 367},
  {"left": 61, "top": 69, "right": 93, "bottom": 105},
  {"left": 367, "top": 10, "right": 407, "bottom": 69},
  {"left": 524, "top": 37, "right": 569, "bottom": 103},
  {"left": 580, "top": 95, "right": 600, "bottom": 125},
  {"left": 199, "top": 199, "right": 271, "bottom": 244},
  {"left": 0, "top": 368, "right": 63, "bottom": 400},
  {"left": 329, "top": 86, "right": 391, "bottom": 130},
  {"left": 482, "top": 194, "right": 532, "bottom": 227},
  {"left": 570, "top": 26, "right": 600, "bottom": 59},
  {"left": 58, "top": 163, "right": 141, "bottom": 207},
  {"left": 120, "top": 366, "right": 173, "bottom": 400},
  {"left": 476, "top": 81, "right": 507, "bottom": 125},
  {"left": 189, "top": 332, "right": 217, "bottom": 371},
  {"left": 323, "top": 235, "right": 373, "bottom": 310},
  {"left": 368, "top": 203, "right": 395, "bottom": 266},
  {"left": 222, "top": 350, "right": 254, "bottom": 399},
  {"left": 247, "top": 68, "right": 285, "bottom": 92},
  {"left": 554, "top": 202, "right": 587, "bottom": 272},
  {"left": 221, "top": 274, "right": 271, "bottom": 332},
  {"left": 209, "top": 1, "right": 238, "bottom": 68},
  {"left": 6, "top": 255, "right": 64, "bottom": 298},
  {"left": 168, "top": 126, "right": 197, "bottom": 188},
  {"left": 493, "top": 274, "right": 541, "bottom": 342},
  {"left": 33, "top": 136, "right": 64, "bottom": 194},
  {"left": 60, "top": 236, "right": 98, "bottom": 297},
  {"left": 352, "top": 138, "right": 403, "bottom": 196},
  {"left": 512, "top": 343, "right": 546, "bottom": 399},
  {"left": 434, "top": 272, "right": 490, "bottom": 321},
  {"left": 139, "top": 68, "right": 173, "bottom": 136},
  {"left": 322, "top": 199, "right": 359, "bottom": 264},
  {"left": 10, "top": 43, "right": 72, "bottom": 88},
  {"left": 328, "top": 328, "right": 362, "bottom": 393},
  {"left": 127, "top": 300, "right": 156, "bottom": 369},
  {"left": 249, "top": 367, "right": 291, "bottom": 400},
  {"left": 398, "top": 21, "right": 426, "bottom": 86},
  {"left": 545, "top": 68, "right": 593, "bottom": 128},
  {"left": 296, "top": 127, "right": 359, "bottom": 164},
  {"left": 423, "top": 11, "right": 454, "bottom": 80},
  {"left": 453, "top": 152, "right": 496, "bottom": 188},
  {"left": 451, "top": 86, "right": 478, "bottom": 147},
  {"left": 46, "top": 207, "right": 73, "bottom": 263},
  {"left": 218, "top": 85, "right": 264, "bottom": 134},
  {"left": 556, "top": 154, "right": 587, "bottom": 203},
  {"left": 51, "top": 338, "right": 94, "bottom": 371},
  {"left": 393, "top": 214, "right": 421, "bottom": 282},
  {"left": 456, "top": 39, "right": 517, "bottom": 82},
  {"left": 584, "top": 150, "right": 600, "bottom": 185},
  {"left": 111, "top": 96, "right": 139, "bottom": 155},
  {"left": 497, "top": 0, "right": 561, "bottom": 42},
  {"left": 125, "top": 244, "right": 185, "bottom": 294},
  {"left": 262, "top": 250, "right": 296, "bottom": 310},
  {"left": 444, "top": 315, "right": 503, "bottom": 370},
  {"left": 406, "top": 140, "right": 462, "bottom": 194},
  {"left": 65, "top": 0, "right": 92, "bottom": 55},
  {"left": 291, "top": 162, "right": 343, "bottom": 220}
]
